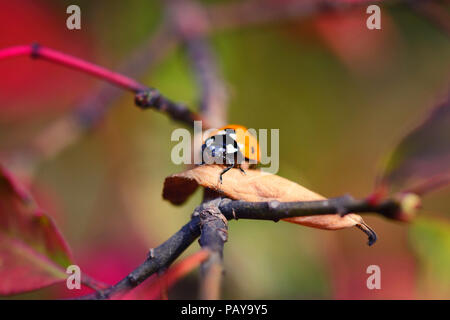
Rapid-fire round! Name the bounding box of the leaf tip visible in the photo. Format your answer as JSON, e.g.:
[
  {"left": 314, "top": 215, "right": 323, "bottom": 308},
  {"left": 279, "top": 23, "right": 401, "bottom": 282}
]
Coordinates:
[{"left": 356, "top": 220, "right": 378, "bottom": 246}]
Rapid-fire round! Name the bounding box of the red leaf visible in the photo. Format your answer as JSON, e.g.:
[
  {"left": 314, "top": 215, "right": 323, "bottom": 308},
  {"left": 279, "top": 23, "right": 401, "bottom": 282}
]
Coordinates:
[{"left": 0, "top": 165, "right": 73, "bottom": 295}]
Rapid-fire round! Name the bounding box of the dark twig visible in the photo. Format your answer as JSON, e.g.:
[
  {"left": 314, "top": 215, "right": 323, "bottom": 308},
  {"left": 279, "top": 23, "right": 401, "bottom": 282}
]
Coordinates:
[
  {"left": 78, "top": 216, "right": 201, "bottom": 299},
  {"left": 217, "top": 196, "right": 402, "bottom": 222},
  {"left": 134, "top": 88, "right": 204, "bottom": 126},
  {"left": 196, "top": 198, "right": 228, "bottom": 299},
  {"left": 213, "top": 194, "right": 422, "bottom": 246}
]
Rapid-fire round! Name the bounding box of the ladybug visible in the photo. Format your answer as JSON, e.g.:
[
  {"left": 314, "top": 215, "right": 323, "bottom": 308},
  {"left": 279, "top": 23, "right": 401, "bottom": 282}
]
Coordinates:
[{"left": 201, "top": 125, "right": 260, "bottom": 183}]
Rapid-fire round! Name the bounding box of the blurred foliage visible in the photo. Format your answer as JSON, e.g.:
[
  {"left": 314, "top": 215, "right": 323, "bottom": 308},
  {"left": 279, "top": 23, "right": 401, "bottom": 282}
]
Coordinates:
[
  {"left": 0, "top": 0, "right": 449, "bottom": 299},
  {"left": 409, "top": 218, "right": 450, "bottom": 297}
]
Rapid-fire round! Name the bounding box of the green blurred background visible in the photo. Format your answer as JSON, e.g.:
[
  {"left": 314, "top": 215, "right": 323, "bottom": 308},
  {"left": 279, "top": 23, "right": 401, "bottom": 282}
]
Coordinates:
[{"left": 0, "top": 0, "right": 449, "bottom": 299}]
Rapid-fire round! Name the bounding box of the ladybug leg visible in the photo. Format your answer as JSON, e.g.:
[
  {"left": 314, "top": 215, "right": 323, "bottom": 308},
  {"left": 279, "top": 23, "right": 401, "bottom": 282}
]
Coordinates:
[
  {"left": 239, "top": 167, "right": 246, "bottom": 175},
  {"left": 219, "top": 165, "right": 234, "bottom": 184}
]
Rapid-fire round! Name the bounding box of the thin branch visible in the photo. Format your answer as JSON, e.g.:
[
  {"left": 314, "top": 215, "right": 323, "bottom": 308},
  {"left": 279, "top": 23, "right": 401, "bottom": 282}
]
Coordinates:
[
  {"left": 0, "top": 44, "right": 203, "bottom": 128},
  {"left": 0, "top": 44, "right": 146, "bottom": 92},
  {"left": 212, "top": 194, "right": 422, "bottom": 246},
  {"left": 78, "top": 216, "right": 201, "bottom": 300},
  {"left": 195, "top": 199, "right": 228, "bottom": 300},
  {"left": 216, "top": 196, "right": 401, "bottom": 222}
]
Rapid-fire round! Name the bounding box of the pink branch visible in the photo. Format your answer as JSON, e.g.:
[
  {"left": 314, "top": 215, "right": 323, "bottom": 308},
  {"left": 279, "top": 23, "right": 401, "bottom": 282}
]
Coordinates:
[
  {"left": 0, "top": 44, "right": 202, "bottom": 128},
  {"left": 0, "top": 45, "right": 31, "bottom": 59},
  {"left": 0, "top": 44, "right": 147, "bottom": 93}
]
